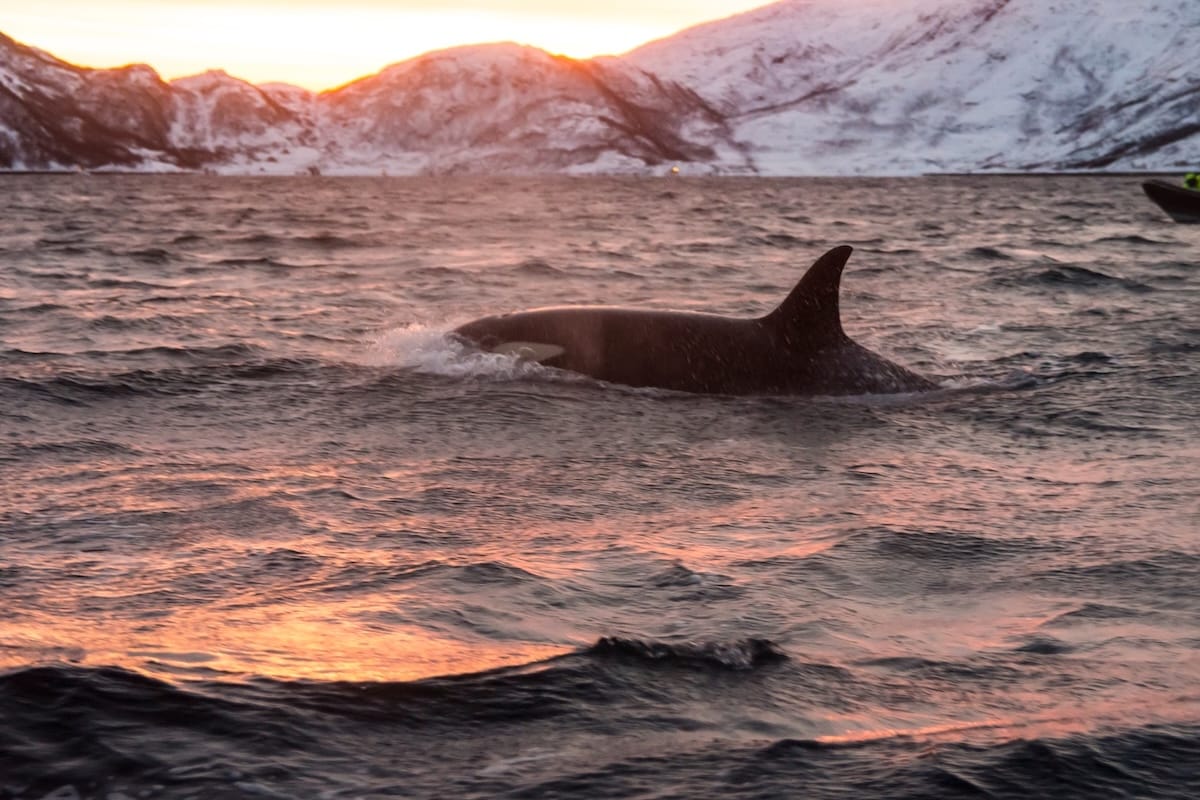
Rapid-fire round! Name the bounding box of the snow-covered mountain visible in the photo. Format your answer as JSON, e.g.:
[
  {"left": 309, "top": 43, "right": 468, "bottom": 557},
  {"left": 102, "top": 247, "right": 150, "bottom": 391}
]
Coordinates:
[
  {"left": 1, "top": 0, "right": 1197, "bottom": 175},
  {"left": 628, "top": 0, "right": 1200, "bottom": 173},
  {"left": 0, "top": 33, "right": 313, "bottom": 172},
  {"left": 316, "top": 44, "right": 743, "bottom": 175},
  {"left": 0, "top": 31, "right": 743, "bottom": 175}
]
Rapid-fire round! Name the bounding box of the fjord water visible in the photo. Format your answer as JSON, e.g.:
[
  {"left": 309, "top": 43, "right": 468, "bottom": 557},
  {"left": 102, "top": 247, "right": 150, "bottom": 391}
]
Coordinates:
[{"left": 1, "top": 175, "right": 1197, "bottom": 798}]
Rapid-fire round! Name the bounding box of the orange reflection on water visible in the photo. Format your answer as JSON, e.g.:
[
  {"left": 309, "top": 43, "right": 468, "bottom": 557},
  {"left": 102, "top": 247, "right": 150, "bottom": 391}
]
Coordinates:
[{"left": 1, "top": 600, "right": 569, "bottom": 684}]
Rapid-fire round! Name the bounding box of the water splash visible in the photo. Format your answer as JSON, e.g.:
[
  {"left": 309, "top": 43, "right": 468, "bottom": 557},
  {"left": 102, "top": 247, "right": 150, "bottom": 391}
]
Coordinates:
[{"left": 360, "top": 324, "right": 563, "bottom": 382}]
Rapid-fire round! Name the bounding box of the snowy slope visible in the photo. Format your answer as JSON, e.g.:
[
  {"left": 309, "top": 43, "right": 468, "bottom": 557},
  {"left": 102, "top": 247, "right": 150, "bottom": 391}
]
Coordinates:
[
  {"left": 0, "top": 31, "right": 178, "bottom": 170},
  {"left": 628, "top": 0, "right": 1200, "bottom": 173},
  {"left": 0, "top": 33, "right": 742, "bottom": 174},
  {"left": 317, "top": 43, "right": 744, "bottom": 175},
  {"left": 1, "top": 0, "right": 1197, "bottom": 174},
  {"left": 170, "top": 72, "right": 305, "bottom": 150}
]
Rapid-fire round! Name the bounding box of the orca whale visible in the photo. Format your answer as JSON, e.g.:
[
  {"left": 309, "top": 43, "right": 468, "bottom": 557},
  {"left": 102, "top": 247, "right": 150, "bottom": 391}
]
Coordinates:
[{"left": 452, "top": 245, "right": 935, "bottom": 396}]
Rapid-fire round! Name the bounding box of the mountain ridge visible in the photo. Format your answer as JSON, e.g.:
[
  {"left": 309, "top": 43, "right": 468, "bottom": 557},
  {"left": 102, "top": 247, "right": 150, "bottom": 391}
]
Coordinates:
[{"left": 1, "top": 0, "right": 1197, "bottom": 175}]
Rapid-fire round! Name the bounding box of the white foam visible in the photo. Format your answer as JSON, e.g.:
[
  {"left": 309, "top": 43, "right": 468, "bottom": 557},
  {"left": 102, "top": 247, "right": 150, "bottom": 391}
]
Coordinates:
[
  {"left": 937, "top": 371, "right": 1039, "bottom": 393},
  {"left": 360, "top": 324, "right": 564, "bottom": 383},
  {"left": 477, "top": 748, "right": 560, "bottom": 777}
]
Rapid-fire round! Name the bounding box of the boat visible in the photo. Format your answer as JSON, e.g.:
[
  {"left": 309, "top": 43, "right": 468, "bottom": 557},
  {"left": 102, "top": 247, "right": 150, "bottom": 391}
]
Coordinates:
[{"left": 1142, "top": 178, "right": 1200, "bottom": 223}]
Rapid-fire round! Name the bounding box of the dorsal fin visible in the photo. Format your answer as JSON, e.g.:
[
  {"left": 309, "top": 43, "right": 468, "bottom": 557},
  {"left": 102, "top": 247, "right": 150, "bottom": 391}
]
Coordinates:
[{"left": 762, "top": 245, "right": 852, "bottom": 340}]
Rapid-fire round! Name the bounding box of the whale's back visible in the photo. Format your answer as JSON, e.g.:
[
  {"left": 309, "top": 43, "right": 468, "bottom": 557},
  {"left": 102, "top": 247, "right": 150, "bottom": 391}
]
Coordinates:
[{"left": 452, "top": 246, "right": 934, "bottom": 396}]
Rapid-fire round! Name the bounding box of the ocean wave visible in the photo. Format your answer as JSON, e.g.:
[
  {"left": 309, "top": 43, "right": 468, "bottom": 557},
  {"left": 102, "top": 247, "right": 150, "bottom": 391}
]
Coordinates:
[
  {"left": 296, "top": 233, "right": 381, "bottom": 249},
  {"left": 1146, "top": 336, "right": 1200, "bottom": 355},
  {"left": 1022, "top": 552, "right": 1200, "bottom": 603},
  {"left": 509, "top": 258, "right": 566, "bottom": 276},
  {"left": 737, "top": 232, "right": 814, "bottom": 249},
  {"left": 851, "top": 655, "right": 1020, "bottom": 682},
  {"left": 586, "top": 637, "right": 786, "bottom": 670},
  {"left": 35, "top": 238, "right": 107, "bottom": 255},
  {"left": 403, "top": 265, "right": 472, "bottom": 280},
  {"left": 0, "top": 357, "right": 332, "bottom": 404},
  {"left": 0, "top": 302, "right": 70, "bottom": 316},
  {"left": 0, "top": 637, "right": 788, "bottom": 718},
  {"left": 82, "top": 343, "right": 263, "bottom": 362},
  {"left": 1041, "top": 602, "right": 1147, "bottom": 627},
  {"left": 988, "top": 350, "right": 1121, "bottom": 384},
  {"left": 3, "top": 661, "right": 1197, "bottom": 799},
  {"left": 994, "top": 264, "right": 1153, "bottom": 292},
  {"left": 756, "top": 724, "right": 1200, "bottom": 786},
  {"left": 968, "top": 245, "right": 1013, "bottom": 260},
  {"left": 1093, "top": 234, "right": 1173, "bottom": 246},
  {"left": 86, "top": 276, "right": 172, "bottom": 289},
  {"left": 736, "top": 527, "right": 1061, "bottom": 598},
  {"left": 227, "top": 232, "right": 281, "bottom": 246},
  {"left": 0, "top": 665, "right": 314, "bottom": 798},
  {"left": 86, "top": 313, "right": 186, "bottom": 332},
  {"left": 1011, "top": 635, "right": 1075, "bottom": 655},
  {"left": 315, "top": 560, "right": 542, "bottom": 596},
  {"left": 211, "top": 256, "right": 314, "bottom": 270},
  {"left": 121, "top": 247, "right": 175, "bottom": 264},
  {"left": 0, "top": 438, "right": 142, "bottom": 463}
]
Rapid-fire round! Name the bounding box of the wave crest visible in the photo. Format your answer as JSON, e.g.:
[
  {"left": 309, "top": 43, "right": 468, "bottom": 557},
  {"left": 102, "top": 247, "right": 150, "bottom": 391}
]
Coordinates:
[{"left": 587, "top": 637, "right": 786, "bottom": 670}]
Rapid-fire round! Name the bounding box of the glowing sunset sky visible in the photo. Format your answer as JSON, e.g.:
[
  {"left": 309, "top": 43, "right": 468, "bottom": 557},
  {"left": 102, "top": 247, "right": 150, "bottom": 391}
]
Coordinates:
[{"left": 2, "top": 0, "right": 772, "bottom": 91}]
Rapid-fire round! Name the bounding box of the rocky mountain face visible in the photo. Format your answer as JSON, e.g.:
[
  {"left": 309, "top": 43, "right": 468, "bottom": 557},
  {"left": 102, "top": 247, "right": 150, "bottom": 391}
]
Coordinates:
[{"left": 1, "top": 0, "right": 1197, "bottom": 175}]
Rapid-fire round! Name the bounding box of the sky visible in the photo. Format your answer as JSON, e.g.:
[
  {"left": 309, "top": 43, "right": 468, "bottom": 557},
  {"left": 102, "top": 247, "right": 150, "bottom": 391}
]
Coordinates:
[{"left": 1, "top": 0, "right": 773, "bottom": 91}]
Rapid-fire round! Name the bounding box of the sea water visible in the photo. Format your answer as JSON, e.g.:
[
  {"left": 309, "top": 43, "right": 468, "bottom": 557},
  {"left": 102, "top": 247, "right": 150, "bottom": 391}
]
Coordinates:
[{"left": 1, "top": 174, "right": 1197, "bottom": 798}]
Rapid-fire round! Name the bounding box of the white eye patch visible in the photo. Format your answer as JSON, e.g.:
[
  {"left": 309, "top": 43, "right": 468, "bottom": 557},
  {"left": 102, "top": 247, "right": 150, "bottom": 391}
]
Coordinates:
[{"left": 490, "top": 341, "right": 566, "bottom": 363}]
